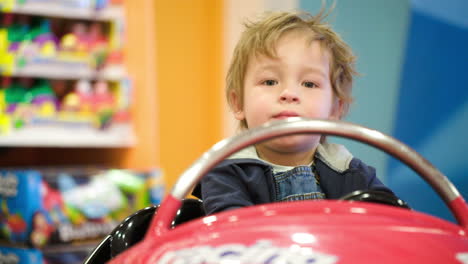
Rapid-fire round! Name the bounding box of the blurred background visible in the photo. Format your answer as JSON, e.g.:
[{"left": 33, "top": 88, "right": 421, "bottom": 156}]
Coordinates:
[{"left": 0, "top": 0, "right": 467, "bottom": 262}]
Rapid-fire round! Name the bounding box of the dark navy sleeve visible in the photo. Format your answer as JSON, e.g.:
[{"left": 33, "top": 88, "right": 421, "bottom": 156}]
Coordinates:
[
  {"left": 201, "top": 162, "right": 255, "bottom": 215},
  {"left": 349, "top": 158, "right": 394, "bottom": 194},
  {"left": 318, "top": 157, "right": 396, "bottom": 199}
]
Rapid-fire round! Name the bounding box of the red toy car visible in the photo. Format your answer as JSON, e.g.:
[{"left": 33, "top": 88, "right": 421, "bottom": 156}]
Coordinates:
[{"left": 84, "top": 118, "right": 468, "bottom": 264}]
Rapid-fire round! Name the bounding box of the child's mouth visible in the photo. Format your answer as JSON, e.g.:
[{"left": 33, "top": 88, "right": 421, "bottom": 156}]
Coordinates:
[{"left": 273, "top": 111, "right": 299, "bottom": 119}]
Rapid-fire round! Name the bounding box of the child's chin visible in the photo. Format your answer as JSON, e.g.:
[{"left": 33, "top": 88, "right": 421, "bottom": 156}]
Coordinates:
[{"left": 264, "top": 134, "right": 320, "bottom": 152}]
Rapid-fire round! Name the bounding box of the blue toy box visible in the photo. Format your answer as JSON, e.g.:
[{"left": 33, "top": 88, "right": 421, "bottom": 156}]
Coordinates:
[
  {"left": 0, "top": 246, "right": 43, "bottom": 264},
  {"left": 0, "top": 170, "right": 42, "bottom": 245}
]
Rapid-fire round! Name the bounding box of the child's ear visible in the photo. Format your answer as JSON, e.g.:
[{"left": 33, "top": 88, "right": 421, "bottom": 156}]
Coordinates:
[
  {"left": 229, "top": 91, "right": 245, "bottom": 121},
  {"left": 330, "top": 98, "right": 344, "bottom": 120}
]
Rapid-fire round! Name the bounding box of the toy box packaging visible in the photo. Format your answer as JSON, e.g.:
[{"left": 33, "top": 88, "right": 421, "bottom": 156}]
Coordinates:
[
  {"left": 0, "top": 167, "right": 165, "bottom": 249},
  {"left": 0, "top": 170, "right": 41, "bottom": 245},
  {"left": 0, "top": 246, "right": 43, "bottom": 264},
  {"left": 0, "top": 244, "right": 94, "bottom": 264}
]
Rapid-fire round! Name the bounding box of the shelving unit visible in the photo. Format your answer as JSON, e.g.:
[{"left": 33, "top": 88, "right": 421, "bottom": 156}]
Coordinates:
[
  {"left": 0, "top": 0, "right": 134, "bottom": 148},
  {"left": 5, "top": 64, "right": 126, "bottom": 81},
  {"left": 0, "top": 123, "right": 135, "bottom": 147},
  {"left": 4, "top": 1, "right": 124, "bottom": 21},
  {"left": 0, "top": 1, "right": 148, "bottom": 263}
]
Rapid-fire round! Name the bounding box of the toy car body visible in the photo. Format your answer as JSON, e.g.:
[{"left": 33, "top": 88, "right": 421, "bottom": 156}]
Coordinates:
[{"left": 84, "top": 118, "right": 468, "bottom": 264}]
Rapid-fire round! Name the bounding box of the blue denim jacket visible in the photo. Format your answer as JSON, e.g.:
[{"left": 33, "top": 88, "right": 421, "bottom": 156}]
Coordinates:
[
  {"left": 274, "top": 165, "right": 325, "bottom": 201},
  {"left": 201, "top": 143, "right": 393, "bottom": 215}
]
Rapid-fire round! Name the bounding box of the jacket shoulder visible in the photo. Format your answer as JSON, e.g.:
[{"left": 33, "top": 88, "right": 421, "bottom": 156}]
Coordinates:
[{"left": 348, "top": 157, "right": 376, "bottom": 176}]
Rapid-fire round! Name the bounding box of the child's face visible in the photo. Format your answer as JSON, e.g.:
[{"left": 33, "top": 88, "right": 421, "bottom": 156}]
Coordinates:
[{"left": 233, "top": 31, "right": 341, "bottom": 158}]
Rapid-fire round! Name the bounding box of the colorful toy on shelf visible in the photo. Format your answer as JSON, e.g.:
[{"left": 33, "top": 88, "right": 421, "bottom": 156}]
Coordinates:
[
  {"left": 88, "top": 22, "right": 109, "bottom": 68},
  {"left": 0, "top": 14, "right": 13, "bottom": 73},
  {"left": 93, "top": 80, "right": 115, "bottom": 127},
  {"left": 60, "top": 174, "right": 126, "bottom": 220},
  {"left": 28, "top": 79, "right": 58, "bottom": 118},
  {"left": 61, "top": 91, "right": 81, "bottom": 114},
  {"left": 75, "top": 79, "right": 93, "bottom": 112},
  {"left": 61, "top": 80, "right": 89, "bottom": 112},
  {"left": 30, "top": 19, "right": 58, "bottom": 58},
  {"left": 104, "top": 169, "right": 149, "bottom": 210},
  {"left": 0, "top": 14, "right": 28, "bottom": 73},
  {"left": 18, "top": 18, "right": 58, "bottom": 61},
  {"left": 93, "top": 80, "right": 113, "bottom": 111},
  {"left": 0, "top": 79, "right": 12, "bottom": 134},
  {"left": 41, "top": 182, "right": 68, "bottom": 225},
  {"left": 29, "top": 211, "right": 54, "bottom": 248},
  {"left": 0, "top": 0, "right": 15, "bottom": 12},
  {"left": 3, "top": 77, "right": 113, "bottom": 131},
  {"left": 0, "top": 168, "right": 164, "bottom": 248},
  {"left": 58, "top": 79, "right": 129, "bottom": 129},
  {"left": 0, "top": 200, "right": 28, "bottom": 242},
  {"left": 1, "top": 78, "right": 59, "bottom": 128},
  {"left": 3, "top": 78, "right": 31, "bottom": 129},
  {"left": 0, "top": 4, "right": 126, "bottom": 72},
  {"left": 4, "top": 78, "right": 26, "bottom": 112},
  {"left": 0, "top": 2, "right": 131, "bottom": 135},
  {"left": 59, "top": 21, "right": 111, "bottom": 70},
  {"left": 60, "top": 22, "right": 89, "bottom": 57},
  {"left": 60, "top": 79, "right": 100, "bottom": 127}
]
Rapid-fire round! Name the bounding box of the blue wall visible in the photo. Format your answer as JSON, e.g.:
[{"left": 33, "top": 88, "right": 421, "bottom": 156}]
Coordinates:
[
  {"left": 388, "top": 0, "right": 468, "bottom": 222},
  {"left": 301, "top": 0, "right": 468, "bottom": 222},
  {"left": 300, "top": 0, "right": 410, "bottom": 183}
]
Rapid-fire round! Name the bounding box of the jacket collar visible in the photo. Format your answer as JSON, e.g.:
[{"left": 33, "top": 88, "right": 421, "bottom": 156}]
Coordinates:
[{"left": 226, "top": 142, "right": 353, "bottom": 173}]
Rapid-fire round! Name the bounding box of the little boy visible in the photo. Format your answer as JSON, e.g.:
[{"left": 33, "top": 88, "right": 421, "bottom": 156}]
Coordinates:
[{"left": 201, "top": 10, "right": 394, "bottom": 215}]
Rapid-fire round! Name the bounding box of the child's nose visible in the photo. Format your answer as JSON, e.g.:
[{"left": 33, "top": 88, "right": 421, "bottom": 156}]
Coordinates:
[{"left": 279, "top": 88, "right": 300, "bottom": 103}]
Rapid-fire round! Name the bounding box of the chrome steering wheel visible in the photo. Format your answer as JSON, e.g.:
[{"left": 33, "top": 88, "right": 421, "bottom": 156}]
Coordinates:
[{"left": 149, "top": 118, "right": 468, "bottom": 236}]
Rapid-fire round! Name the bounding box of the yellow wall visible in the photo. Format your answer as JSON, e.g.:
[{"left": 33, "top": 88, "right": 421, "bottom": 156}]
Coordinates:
[
  {"left": 122, "top": 0, "right": 160, "bottom": 169},
  {"left": 97, "top": 0, "right": 223, "bottom": 191},
  {"left": 154, "top": 0, "right": 223, "bottom": 189}
]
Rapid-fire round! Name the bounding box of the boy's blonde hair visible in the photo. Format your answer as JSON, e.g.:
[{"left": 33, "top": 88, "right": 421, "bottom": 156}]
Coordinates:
[{"left": 226, "top": 9, "right": 358, "bottom": 129}]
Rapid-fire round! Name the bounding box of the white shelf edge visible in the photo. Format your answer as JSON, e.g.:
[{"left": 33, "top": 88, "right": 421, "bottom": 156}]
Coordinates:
[
  {"left": 2, "top": 64, "right": 127, "bottom": 81},
  {"left": 4, "top": 3, "right": 124, "bottom": 21},
  {"left": 0, "top": 123, "right": 136, "bottom": 148}
]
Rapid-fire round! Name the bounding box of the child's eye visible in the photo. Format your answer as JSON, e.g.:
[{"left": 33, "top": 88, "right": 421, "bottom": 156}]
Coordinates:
[
  {"left": 303, "top": 81, "right": 318, "bottom": 88},
  {"left": 262, "top": 79, "right": 278, "bottom": 86}
]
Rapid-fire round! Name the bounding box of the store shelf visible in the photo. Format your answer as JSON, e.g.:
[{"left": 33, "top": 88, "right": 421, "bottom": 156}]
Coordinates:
[
  {"left": 41, "top": 241, "right": 98, "bottom": 254},
  {"left": 4, "top": 2, "right": 124, "bottom": 21},
  {"left": 0, "top": 240, "right": 98, "bottom": 253},
  {"left": 3, "top": 63, "right": 127, "bottom": 81},
  {"left": 0, "top": 123, "right": 136, "bottom": 147}
]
